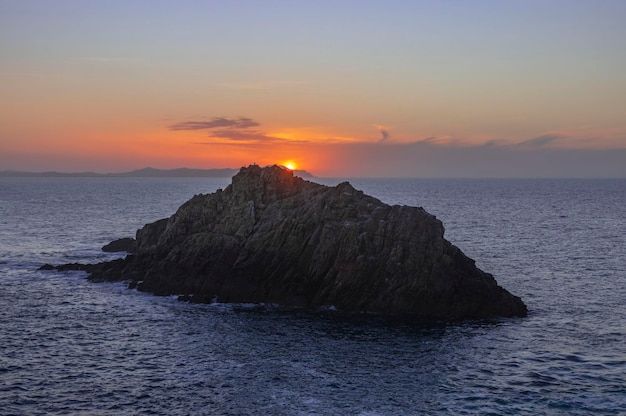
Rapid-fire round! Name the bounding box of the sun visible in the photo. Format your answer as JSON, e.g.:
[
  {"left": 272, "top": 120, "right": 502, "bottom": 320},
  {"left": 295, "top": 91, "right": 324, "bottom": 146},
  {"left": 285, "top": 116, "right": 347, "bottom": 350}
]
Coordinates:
[{"left": 282, "top": 161, "right": 297, "bottom": 170}]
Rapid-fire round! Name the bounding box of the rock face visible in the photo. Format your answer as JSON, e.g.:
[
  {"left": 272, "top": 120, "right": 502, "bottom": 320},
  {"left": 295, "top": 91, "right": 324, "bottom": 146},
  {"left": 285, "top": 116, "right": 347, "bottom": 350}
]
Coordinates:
[
  {"left": 67, "top": 165, "right": 527, "bottom": 319},
  {"left": 102, "top": 237, "right": 136, "bottom": 253}
]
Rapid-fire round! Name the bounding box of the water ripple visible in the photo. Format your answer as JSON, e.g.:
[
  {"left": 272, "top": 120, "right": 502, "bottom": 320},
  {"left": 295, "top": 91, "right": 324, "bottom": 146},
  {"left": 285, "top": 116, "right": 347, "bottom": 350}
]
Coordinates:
[{"left": 1, "top": 177, "right": 625, "bottom": 415}]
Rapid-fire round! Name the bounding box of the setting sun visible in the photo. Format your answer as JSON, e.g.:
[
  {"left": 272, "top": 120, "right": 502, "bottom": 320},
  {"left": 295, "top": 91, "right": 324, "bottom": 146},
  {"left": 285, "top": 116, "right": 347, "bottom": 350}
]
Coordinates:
[{"left": 282, "top": 161, "right": 297, "bottom": 170}]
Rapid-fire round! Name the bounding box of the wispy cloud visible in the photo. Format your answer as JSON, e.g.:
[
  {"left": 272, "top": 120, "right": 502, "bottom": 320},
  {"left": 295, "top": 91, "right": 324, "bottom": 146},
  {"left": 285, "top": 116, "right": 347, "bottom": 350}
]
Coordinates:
[
  {"left": 374, "top": 124, "right": 390, "bottom": 142},
  {"left": 415, "top": 135, "right": 473, "bottom": 147},
  {"left": 197, "top": 130, "right": 309, "bottom": 145},
  {"left": 170, "top": 116, "right": 313, "bottom": 145},
  {"left": 209, "top": 130, "right": 282, "bottom": 142},
  {"left": 518, "top": 127, "right": 626, "bottom": 150},
  {"left": 169, "top": 117, "right": 260, "bottom": 131},
  {"left": 517, "top": 134, "right": 562, "bottom": 148}
]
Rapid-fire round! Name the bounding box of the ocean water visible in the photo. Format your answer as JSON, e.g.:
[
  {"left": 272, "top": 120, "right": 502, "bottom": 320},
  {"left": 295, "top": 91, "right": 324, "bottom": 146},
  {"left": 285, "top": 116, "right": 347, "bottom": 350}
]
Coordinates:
[{"left": 1, "top": 176, "right": 625, "bottom": 415}]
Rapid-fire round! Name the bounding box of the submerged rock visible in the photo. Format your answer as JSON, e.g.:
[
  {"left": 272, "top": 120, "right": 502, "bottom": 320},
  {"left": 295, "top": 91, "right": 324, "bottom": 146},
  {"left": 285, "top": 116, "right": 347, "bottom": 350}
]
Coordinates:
[{"left": 57, "top": 164, "right": 527, "bottom": 320}]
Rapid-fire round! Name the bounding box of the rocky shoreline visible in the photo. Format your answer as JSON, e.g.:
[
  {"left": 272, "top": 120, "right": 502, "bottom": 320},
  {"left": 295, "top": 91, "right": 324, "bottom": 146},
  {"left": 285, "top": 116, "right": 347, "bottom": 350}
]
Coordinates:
[{"left": 43, "top": 165, "right": 527, "bottom": 320}]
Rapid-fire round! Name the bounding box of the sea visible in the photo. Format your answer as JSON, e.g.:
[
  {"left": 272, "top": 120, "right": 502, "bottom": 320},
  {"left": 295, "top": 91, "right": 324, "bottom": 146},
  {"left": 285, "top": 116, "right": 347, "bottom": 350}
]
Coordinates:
[{"left": 0, "top": 176, "right": 624, "bottom": 415}]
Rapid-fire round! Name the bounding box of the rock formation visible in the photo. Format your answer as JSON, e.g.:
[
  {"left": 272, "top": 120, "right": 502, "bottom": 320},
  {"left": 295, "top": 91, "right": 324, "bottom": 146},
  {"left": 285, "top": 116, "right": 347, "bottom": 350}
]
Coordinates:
[
  {"left": 50, "top": 164, "right": 527, "bottom": 320},
  {"left": 102, "top": 237, "right": 136, "bottom": 253}
]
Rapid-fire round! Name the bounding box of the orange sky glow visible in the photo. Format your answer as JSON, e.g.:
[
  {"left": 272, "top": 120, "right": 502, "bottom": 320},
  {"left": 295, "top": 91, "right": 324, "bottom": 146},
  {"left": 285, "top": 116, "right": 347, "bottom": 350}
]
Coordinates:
[{"left": 1, "top": 2, "right": 625, "bottom": 177}]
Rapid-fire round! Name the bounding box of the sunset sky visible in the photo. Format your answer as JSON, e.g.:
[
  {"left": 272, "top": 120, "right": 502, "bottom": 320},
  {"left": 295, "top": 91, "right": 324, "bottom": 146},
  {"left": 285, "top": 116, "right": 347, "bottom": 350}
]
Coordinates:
[{"left": 1, "top": 0, "right": 625, "bottom": 177}]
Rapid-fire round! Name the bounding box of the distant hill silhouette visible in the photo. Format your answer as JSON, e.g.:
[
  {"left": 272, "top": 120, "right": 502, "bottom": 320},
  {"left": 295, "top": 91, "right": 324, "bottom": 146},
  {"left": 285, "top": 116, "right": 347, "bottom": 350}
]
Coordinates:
[
  {"left": 0, "top": 167, "right": 315, "bottom": 178},
  {"left": 112, "top": 167, "right": 240, "bottom": 178}
]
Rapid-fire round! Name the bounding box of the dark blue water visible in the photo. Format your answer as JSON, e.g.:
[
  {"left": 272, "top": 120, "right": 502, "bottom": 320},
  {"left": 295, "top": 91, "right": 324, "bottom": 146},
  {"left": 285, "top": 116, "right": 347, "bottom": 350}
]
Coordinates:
[{"left": 1, "top": 177, "right": 625, "bottom": 415}]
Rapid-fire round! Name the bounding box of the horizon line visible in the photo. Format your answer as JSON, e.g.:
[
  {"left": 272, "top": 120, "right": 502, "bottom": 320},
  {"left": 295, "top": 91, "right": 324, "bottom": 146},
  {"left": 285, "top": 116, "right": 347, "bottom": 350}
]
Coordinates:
[{"left": 1, "top": 166, "right": 624, "bottom": 180}]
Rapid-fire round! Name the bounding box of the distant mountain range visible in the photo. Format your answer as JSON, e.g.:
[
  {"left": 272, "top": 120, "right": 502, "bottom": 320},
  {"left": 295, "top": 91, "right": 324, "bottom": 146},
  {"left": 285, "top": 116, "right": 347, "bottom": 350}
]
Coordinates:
[{"left": 0, "top": 166, "right": 315, "bottom": 178}]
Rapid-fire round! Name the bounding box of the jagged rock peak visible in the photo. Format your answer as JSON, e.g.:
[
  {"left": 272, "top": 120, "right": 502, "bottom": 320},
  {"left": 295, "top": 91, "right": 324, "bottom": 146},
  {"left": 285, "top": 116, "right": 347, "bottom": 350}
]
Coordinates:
[
  {"left": 51, "top": 164, "right": 528, "bottom": 320},
  {"left": 228, "top": 164, "right": 313, "bottom": 203}
]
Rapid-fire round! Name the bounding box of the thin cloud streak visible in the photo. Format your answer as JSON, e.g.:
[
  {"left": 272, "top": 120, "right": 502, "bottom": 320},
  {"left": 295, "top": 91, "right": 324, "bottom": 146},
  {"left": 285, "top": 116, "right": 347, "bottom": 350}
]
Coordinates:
[
  {"left": 169, "top": 117, "right": 260, "bottom": 131},
  {"left": 208, "top": 130, "right": 290, "bottom": 143},
  {"left": 195, "top": 130, "right": 309, "bottom": 145},
  {"left": 517, "top": 135, "right": 562, "bottom": 148}
]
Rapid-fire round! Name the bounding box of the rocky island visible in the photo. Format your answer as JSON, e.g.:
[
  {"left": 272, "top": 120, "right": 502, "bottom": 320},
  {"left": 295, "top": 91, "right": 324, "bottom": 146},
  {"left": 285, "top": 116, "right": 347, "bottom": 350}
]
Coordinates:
[{"left": 50, "top": 164, "right": 527, "bottom": 320}]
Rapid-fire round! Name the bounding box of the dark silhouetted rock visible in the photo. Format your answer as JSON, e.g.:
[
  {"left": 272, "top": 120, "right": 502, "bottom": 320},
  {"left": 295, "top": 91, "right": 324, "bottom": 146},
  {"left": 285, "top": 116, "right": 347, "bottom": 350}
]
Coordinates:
[
  {"left": 102, "top": 237, "right": 136, "bottom": 253},
  {"left": 54, "top": 164, "right": 527, "bottom": 320},
  {"left": 38, "top": 264, "right": 55, "bottom": 270}
]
